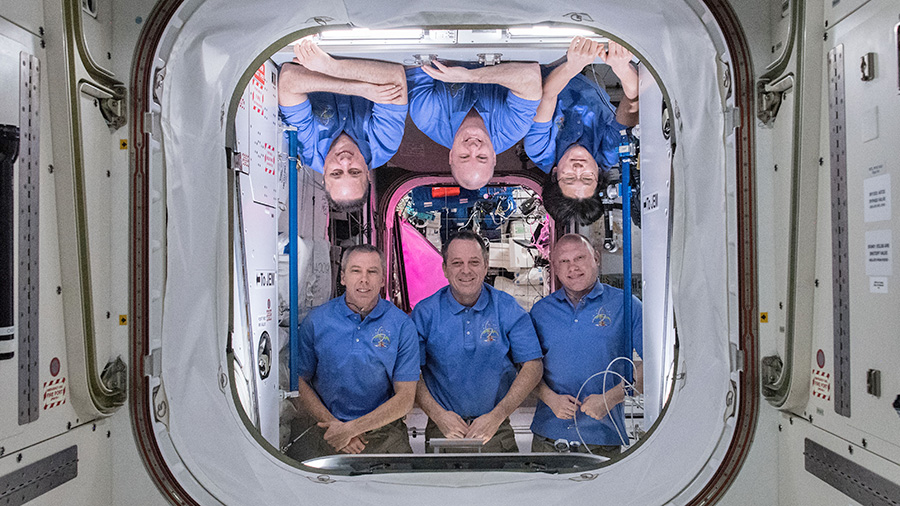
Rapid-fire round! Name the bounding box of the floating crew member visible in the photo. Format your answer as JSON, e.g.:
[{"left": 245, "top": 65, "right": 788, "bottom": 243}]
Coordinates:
[
  {"left": 279, "top": 39, "right": 408, "bottom": 211},
  {"left": 529, "top": 233, "right": 643, "bottom": 457},
  {"left": 293, "top": 245, "right": 419, "bottom": 457},
  {"left": 406, "top": 57, "right": 542, "bottom": 190},
  {"left": 413, "top": 230, "right": 543, "bottom": 452},
  {"left": 525, "top": 37, "right": 639, "bottom": 225}
]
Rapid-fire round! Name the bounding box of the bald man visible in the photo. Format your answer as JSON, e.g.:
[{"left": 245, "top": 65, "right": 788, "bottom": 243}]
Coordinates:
[
  {"left": 406, "top": 60, "right": 542, "bottom": 190},
  {"left": 529, "top": 234, "right": 643, "bottom": 457}
]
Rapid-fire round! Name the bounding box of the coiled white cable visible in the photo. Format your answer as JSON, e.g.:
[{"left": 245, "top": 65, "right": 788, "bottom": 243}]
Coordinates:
[{"left": 572, "top": 356, "right": 639, "bottom": 454}]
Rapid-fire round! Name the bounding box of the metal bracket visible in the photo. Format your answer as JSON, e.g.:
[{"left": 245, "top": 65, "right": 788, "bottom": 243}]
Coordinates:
[
  {"left": 723, "top": 380, "right": 737, "bottom": 420},
  {"left": 729, "top": 343, "right": 745, "bottom": 373},
  {"left": 719, "top": 57, "right": 732, "bottom": 100},
  {"left": 724, "top": 107, "right": 740, "bottom": 132},
  {"left": 152, "top": 378, "right": 170, "bottom": 429},
  {"left": 757, "top": 74, "right": 794, "bottom": 125},
  {"left": 860, "top": 52, "right": 875, "bottom": 81},
  {"left": 143, "top": 347, "right": 161, "bottom": 377},
  {"left": 98, "top": 87, "right": 127, "bottom": 132},
  {"left": 412, "top": 54, "right": 438, "bottom": 66},
  {"left": 152, "top": 65, "right": 166, "bottom": 105},
  {"left": 477, "top": 53, "right": 503, "bottom": 66},
  {"left": 100, "top": 356, "right": 127, "bottom": 397},
  {"left": 229, "top": 149, "right": 249, "bottom": 174},
  {"left": 760, "top": 354, "right": 784, "bottom": 396}
]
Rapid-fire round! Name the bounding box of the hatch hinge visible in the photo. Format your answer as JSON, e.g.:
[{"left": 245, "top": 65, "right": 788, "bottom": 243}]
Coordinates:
[{"left": 757, "top": 74, "right": 794, "bottom": 125}]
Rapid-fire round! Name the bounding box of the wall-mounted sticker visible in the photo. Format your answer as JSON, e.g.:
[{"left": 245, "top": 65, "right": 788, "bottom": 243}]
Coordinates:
[
  {"left": 811, "top": 370, "right": 831, "bottom": 401},
  {"left": 865, "top": 229, "right": 892, "bottom": 277},
  {"left": 863, "top": 173, "right": 890, "bottom": 222},
  {"left": 42, "top": 377, "right": 67, "bottom": 410},
  {"left": 869, "top": 276, "right": 888, "bottom": 293}
]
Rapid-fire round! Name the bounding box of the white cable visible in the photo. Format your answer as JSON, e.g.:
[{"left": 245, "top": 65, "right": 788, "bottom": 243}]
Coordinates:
[
  {"left": 572, "top": 356, "right": 638, "bottom": 454},
  {"left": 282, "top": 423, "right": 316, "bottom": 453}
]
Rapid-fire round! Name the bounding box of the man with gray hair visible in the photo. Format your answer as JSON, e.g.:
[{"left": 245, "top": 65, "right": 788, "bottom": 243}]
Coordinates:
[{"left": 293, "top": 244, "right": 419, "bottom": 457}]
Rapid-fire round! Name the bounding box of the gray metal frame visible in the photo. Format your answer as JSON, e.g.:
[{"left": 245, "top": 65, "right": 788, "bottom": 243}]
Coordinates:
[
  {"left": 17, "top": 51, "right": 41, "bottom": 425},
  {"left": 827, "top": 44, "right": 851, "bottom": 418},
  {"left": 805, "top": 438, "right": 900, "bottom": 505},
  {"left": 0, "top": 446, "right": 78, "bottom": 506}
]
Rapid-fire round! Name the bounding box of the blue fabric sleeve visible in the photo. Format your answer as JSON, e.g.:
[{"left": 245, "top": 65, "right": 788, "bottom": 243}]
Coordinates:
[
  {"left": 279, "top": 100, "right": 320, "bottom": 172},
  {"left": 411, "top": 302, "right": 430, "bottom": 367},
  {"left": 502, "top": 297, "right": 543, "bottom": 364},
  {"left": 523, "top": 120, "right": 555, "bottom": 172},
  {"left": 295, "top": 314, "right": 317, "bottom": 381},
  {"left": 392, "top": 316, "right": 422, "bottom": 382},
  {"left": 367, "top": 102, "right": 409, "bottom": 168},
  {"left": 528, "top": 305, "right": 550, "bottom": 355},
  {"left": 631, "top": 295, "right": 643, "bottom": 358},
  {"left": 487, "top": 89, "right": 540, "bottom": 154},
  {"left": 405, "top": 67, "right": 453, "bottom": 148},
  {"left": 599, "top": 118, "right": 628, "bottom": 170}
]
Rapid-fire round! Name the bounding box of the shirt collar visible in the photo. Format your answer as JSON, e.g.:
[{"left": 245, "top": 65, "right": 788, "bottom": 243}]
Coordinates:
[
  {"left": 337, "top": 294, "right": 388, "bottom": 320},
  {"left": 444, "top": 283, "right": 490, "bottom": 314},
  {"left": 552, "top": 279, "right": 604, "bottom": 303}
]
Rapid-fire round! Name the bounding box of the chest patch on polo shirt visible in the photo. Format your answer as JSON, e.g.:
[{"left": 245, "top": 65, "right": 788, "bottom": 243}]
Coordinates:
[
  {"left": 555, "top": 115, "right": 566, "bottom": 130},
  {"left": 480, "top": 321, "right": 500, "bottom": 343},
  {"left": 592, "top": 307, "right": 611, "bottom": 327},
  {"left": 371, "top": 326, "right": 391, "bottom": 349}
]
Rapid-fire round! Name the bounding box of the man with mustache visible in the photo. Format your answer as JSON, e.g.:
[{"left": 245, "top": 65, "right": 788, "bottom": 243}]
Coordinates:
[{"left": 279, "top": 39, "right": 407, "bottom": 211}]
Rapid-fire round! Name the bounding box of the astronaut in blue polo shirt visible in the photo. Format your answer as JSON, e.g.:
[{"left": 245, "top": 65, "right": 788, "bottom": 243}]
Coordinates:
[
  {"left": 413, "top": 230, "right": 543, "bottom": 452},
  {"left": 279, "top": 39, "right": 407, "bottom": 211},
  {"left": 529, "top": 233, "right": 643, "bottom": 458},
  {"left": 294, "top": 244, "right": 419, "bottom": 457},
  {"left": 406, "top": 60, "right": 542, "bottom": 190},
  {"left": 524, "top": 37, "right": 639, "bottom": 225}
]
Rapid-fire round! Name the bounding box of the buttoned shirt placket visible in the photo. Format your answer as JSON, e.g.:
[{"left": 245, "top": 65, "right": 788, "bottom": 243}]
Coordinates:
[{"left": 462, "top": 307, "right": 476, "bottom": 352}]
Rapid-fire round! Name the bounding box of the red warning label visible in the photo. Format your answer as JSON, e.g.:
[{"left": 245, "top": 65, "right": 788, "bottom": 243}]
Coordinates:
[
  {"left": 811, "top": 369, "right": 831, "bottom": 401},
  {"left": 264, "top": 142, "right": 276, "bottom": 175},
  {"left": 42, "top": 377, "right": 67, "bottom": 410},
  {"left": 254, "top": 64, "right": 266, "bottom": 85}
]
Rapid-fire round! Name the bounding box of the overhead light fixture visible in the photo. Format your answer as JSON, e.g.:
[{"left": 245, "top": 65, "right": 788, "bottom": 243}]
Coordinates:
[
  {"left": 318, "top": 28, "right": 425, "bottom": 40},
  {"left": 507, "top": 26, "right": 598, "bottom": 38}
]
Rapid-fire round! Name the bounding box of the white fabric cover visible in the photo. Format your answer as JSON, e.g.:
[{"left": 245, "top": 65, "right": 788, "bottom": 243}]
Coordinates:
[{"left": 156, "top": 0, "right": 737, "bottom": 503}]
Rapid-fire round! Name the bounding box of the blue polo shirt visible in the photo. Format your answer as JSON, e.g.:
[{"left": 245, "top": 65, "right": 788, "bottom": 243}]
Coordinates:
[
  {"left": 295, "top": 296, "right": 420, "bottom": 422},
  {"left": 413, "top": 283, "right": 543, "bottom": 418},
  {"left": 279, "top": 93, "right": 407, "bottom": 173},
  {"left": 529, "top": 281, "right": 642, "bottom": 445},
  {"left": 406, "top": 66, "right": 540, "bottom": 153},
  {"left": 523, "top": 73, "right": 625, "bottom": 173}
]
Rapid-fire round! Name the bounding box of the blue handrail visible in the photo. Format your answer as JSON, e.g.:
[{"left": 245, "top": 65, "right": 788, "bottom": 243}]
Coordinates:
[
  {"left": 288, "top": 133, "right": 300, "bottom": 391},
  {"left": 619, "top": 131, "right": 634, "bottom": 386}
]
